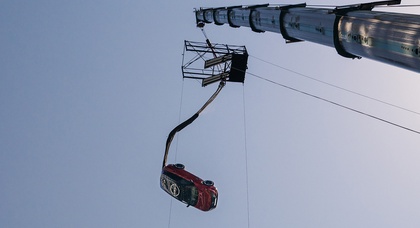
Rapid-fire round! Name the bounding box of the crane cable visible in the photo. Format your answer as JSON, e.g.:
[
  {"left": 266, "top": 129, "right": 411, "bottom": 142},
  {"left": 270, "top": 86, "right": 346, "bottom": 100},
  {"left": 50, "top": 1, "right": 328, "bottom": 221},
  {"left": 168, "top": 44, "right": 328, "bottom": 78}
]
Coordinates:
[
  {"left": 246, "top": 71, "right": 420, "bottom": 135},
  {"left": 304, "top": 4, "right": 420, "bottom": 8},
  {"left": 242, "top": 85, "right": 251, "bottom": 228},
  {"left": 167, "top": 80, "right": 185, "bottom": 228},
  {"left": 249, "top": 55, "right": 420, "bottom": 117},
  {"left": 197, "top": 27, "right": 251, "bottom": 226}
]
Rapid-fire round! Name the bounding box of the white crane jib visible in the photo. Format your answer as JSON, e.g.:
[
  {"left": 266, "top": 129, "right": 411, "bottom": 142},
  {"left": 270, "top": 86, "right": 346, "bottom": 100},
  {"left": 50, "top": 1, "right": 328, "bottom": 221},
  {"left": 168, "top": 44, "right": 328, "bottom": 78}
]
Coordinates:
[{"left": 195, "top": 1, "right": 420, "bottom": 73}]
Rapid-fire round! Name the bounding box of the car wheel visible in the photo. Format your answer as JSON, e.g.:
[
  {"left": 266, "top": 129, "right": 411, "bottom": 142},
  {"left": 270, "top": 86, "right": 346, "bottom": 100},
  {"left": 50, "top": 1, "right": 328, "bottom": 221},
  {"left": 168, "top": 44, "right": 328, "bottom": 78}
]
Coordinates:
[
  {"left": 174, "top": 163, "right": 185, "bottom": 169},
  {"left": 203, "top": 180, "right": 214, "bottom": 186}
]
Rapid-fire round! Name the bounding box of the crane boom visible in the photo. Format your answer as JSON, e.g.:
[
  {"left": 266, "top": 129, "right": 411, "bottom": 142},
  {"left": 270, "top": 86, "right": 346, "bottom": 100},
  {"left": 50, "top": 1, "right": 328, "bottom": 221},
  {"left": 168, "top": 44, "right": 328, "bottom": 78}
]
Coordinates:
[{"left": 195, "top": 1, "right": 420, "bottom": 73}]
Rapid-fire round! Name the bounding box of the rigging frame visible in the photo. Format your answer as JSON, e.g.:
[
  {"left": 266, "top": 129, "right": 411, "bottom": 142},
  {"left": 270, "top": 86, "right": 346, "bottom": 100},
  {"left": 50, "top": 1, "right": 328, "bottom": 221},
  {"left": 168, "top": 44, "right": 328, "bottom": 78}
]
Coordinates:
[{"left": 182, "top": 40, "right": 249, "bottom": 86}]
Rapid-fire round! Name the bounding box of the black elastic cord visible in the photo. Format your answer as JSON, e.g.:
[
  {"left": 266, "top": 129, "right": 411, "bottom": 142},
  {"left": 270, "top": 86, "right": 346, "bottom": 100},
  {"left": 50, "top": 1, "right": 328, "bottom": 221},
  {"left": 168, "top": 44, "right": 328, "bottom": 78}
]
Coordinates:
[{"left": 162, "top": 81, "right": 225, "bottom": 169}]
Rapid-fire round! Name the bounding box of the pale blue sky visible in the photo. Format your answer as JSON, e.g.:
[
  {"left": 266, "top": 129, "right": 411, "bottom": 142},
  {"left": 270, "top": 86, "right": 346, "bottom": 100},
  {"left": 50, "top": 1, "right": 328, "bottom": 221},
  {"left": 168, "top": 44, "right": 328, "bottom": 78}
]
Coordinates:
[{"left": 1, "top": 0, "right": 420, "bottom": 227}]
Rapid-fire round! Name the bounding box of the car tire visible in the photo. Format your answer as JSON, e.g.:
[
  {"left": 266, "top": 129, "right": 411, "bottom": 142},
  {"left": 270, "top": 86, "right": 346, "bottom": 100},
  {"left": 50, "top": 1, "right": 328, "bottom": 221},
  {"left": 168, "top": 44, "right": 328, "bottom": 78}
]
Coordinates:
[
  {"left": 174, "top": 163, "right": 185, "bottom": 169},
  {"left": 203, "top": 180, "right": 214, "bottom": 186}
]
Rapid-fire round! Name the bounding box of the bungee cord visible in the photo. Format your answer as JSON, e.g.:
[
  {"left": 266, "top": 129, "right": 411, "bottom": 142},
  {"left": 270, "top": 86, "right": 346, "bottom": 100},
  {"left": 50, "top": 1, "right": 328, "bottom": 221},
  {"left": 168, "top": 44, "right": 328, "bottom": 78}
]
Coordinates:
[{"left": 162, "top": 80, "right": 226, "bottom": 169}]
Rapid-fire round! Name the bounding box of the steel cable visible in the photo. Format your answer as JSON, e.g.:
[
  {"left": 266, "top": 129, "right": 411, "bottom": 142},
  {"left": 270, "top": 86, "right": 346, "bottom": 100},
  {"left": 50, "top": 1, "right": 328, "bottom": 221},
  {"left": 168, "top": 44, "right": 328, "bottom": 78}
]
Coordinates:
[{"left": 247, "top": 71, "right": 420, "bottom": 135}]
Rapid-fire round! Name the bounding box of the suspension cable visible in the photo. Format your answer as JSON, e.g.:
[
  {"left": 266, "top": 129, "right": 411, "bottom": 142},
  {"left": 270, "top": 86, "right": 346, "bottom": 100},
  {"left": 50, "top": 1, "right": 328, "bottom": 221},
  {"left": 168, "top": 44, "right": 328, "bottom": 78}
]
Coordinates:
[
  {"left": 167, "top": 80, "right": 186, "bottom": 228},
  {"left": 377, "top": 4, "right": 420, "bottom": 7},
  {"left": 174, "top": 81, "right": 185, "bottom": 162},
  {"left": 305, "top": 4, "right": 420, "bottom": 8},
  {"left": 247, "top": 71, "right": 420, "bottom": 135},
  {"left": 249, "top": 55, "right": 420, "bottom": 116},
  {"left": 242, "top": 85, "right": 251, "bottom": 228},
  {"left": 167, "top": 199, "right": 173, "bottom": 228}
]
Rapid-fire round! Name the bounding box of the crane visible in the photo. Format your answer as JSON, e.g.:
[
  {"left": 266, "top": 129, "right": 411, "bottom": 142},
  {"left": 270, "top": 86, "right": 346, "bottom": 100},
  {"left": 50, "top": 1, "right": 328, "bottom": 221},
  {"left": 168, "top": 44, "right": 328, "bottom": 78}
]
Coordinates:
[{"left": 195, "top": 0, "right": 420, "bottom": 73}]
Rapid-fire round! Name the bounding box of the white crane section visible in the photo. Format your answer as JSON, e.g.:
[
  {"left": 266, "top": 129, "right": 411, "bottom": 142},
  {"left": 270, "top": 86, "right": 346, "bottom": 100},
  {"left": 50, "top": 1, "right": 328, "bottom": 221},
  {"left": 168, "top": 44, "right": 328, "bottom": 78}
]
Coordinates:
[{"left": 195, "top": 1, "right": 420, "bottom": 73}]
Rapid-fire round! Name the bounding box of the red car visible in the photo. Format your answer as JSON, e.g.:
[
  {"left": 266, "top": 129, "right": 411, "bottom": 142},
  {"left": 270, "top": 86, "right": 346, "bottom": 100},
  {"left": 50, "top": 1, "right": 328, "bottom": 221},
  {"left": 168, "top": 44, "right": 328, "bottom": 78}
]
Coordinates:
[{"left": 160, "top": 163, "right": 218, "bottom": 211}]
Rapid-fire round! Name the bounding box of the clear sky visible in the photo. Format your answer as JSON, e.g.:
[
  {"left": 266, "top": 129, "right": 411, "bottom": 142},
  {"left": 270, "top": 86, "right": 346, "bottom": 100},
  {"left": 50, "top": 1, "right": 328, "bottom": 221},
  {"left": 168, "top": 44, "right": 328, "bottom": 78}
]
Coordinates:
[{"left": 1, "top": 0, "right": 420, "bottom": 227}]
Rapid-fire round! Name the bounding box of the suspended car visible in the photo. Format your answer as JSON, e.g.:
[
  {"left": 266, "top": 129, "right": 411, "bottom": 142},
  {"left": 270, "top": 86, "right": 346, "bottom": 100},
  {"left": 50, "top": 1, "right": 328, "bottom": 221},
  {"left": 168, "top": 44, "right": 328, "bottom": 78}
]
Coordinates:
[
  {"left": 160, "top": 163, "right": 218, "bottom": 211},
  {"left": 160, "top": 40, "right": 248, "bottom": 211}
]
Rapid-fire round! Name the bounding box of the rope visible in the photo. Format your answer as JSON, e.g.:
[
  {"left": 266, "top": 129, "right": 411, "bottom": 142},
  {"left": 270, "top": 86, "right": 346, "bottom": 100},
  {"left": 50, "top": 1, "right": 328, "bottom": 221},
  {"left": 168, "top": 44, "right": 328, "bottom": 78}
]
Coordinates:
[
  {"left": 174, "top": 81, "right": 185, "bottom": 162},
  {"left": 247, "top": 71, "right": 420, "bottom": 135},
  {"left": 377, "top": 4, "right": 420, "bottom": 7},
  {"left": 167, "top": 80, "right": 185, "bottom": 228},
  {"left": 167, "top": 199, "right": 173, "bottom": 228},
  {"left": 242, "top": 85, "right": 251, "bottom": 228},
  {"left": 305, "top": 4, "right": 420, "bottom": 8}
]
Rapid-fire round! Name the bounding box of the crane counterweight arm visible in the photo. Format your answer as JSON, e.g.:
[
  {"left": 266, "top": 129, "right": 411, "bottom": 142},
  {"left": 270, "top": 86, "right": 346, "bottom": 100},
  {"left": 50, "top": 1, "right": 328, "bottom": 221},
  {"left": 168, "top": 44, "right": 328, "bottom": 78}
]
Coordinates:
[{"left": 195, "top": 1, "right": 420, "bottom": 73}]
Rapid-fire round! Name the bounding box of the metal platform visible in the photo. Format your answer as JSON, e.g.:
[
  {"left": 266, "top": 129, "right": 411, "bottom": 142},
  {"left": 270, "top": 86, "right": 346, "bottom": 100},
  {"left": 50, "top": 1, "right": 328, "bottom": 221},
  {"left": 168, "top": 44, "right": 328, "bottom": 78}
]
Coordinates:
[{"left": 182, "top": 40, "right": 248, "bottom": 86}]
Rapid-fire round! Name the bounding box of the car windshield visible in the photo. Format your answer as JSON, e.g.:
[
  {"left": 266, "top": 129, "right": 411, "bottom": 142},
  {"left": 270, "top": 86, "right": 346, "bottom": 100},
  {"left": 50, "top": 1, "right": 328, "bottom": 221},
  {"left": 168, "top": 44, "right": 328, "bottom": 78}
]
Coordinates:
[
  {"left": 161, "top": 171, "right": 198, "bottom": 206},
  {"left": 181, "top": 184, "right": 198, "bottom": 206}
]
